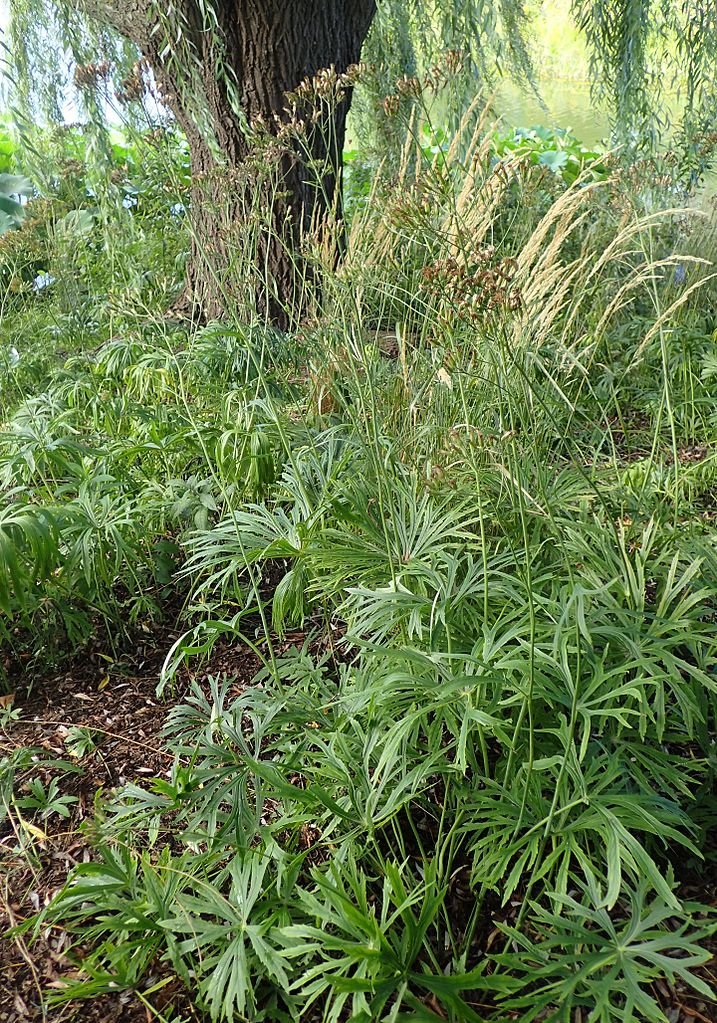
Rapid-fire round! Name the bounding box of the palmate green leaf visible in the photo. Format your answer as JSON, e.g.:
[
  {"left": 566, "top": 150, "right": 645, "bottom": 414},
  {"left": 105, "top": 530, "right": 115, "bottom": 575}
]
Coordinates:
[
  {"left": 181, "top": 502, "right": 317, "bottom": 606},
  {"left": 294, "top": 719, "right": 451, "bottom": 837},
  {"left": 537, "top": 149, "right": 570, "bottom": 173},
  {"left": 466, "top": 745, "right": 701, "bottom": 908},
  {"left": 35, "top": 845, "right": 201, "bottom": 1007},
  {"left": 281, "top": 855, "right": 491, "bottom": 1023},
  {"left": 604, "top": 739, "right": 707, "bottom": 803},
  {"left": 203, "top": 935, "right": 253, "bottom": 1021},
  {"left": 310, "top": 477, "right": 479, "bottom": 595},
  {"left": 203, "top": 935, "right": 250, "bottom": 1020},
  {"left": 342, "top": 648, "right": 510, "bottom": 772},
  {"left": 245, "top": 752, "right": 356, "bottom": 823},
  {"left": 0, "top": 497, "right": 61, "bottom": 615},
  {"left": 162, "top": 850, "right": 290, "bottom": 1021},
  {"left": 492, "top": 877, "right": 715, "bottom": 1023},
  {"left": 0, "top": 193, "right": 23, "bottom": 217},
  {"left": 554, "top": 525, "right": 717, "bottom": 744},
  {"left": 405, "top": 964, "right": 517, "bottom": 1020},
  {"left": 340, "top": 550, "right": 517, "bottom": 649},
  {"left": 15, "top": 776, "right": 78, "bottom": 818},
  {"left": 0, "top": 173, "right": 33, "bottom": 196}
]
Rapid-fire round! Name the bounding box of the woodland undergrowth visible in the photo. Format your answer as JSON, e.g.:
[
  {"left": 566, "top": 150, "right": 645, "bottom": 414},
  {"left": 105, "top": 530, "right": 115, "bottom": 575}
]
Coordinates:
[{"left": 1, "top": 99, "right": 717, "bottom": 1022}]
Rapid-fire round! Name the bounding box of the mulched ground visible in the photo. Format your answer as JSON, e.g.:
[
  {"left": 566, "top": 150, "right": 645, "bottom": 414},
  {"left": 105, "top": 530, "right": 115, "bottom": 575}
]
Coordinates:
[
  {"left": 0, "top": 621, "right": 265, "bottom": 1023},
  {"left": 1, "top": 623, "right": 715, "bottom": 1023}
]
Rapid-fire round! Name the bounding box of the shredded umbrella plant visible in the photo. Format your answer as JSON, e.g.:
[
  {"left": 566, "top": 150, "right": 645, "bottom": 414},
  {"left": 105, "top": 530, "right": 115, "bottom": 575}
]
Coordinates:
[{"left": 0, "top": 16, "right": 716, "bottom": 1023}]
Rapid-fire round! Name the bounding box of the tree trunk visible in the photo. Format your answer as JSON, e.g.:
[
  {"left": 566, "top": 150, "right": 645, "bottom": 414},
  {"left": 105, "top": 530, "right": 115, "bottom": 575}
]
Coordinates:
[{"left": 80, "top": 0, "right": 377, "bottom": 326}]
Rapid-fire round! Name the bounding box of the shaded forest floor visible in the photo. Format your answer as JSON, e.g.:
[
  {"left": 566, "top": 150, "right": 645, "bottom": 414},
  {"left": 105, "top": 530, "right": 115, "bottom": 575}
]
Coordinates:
[
  {"left": 2, "top": 628, "right": 717, "bottom": 1023},
  {"left": 0, "top": 624, "right": 263, "bottom": 1023},
  {"left": 3, "top": 115, "right": 717, "bottom": 1022}
]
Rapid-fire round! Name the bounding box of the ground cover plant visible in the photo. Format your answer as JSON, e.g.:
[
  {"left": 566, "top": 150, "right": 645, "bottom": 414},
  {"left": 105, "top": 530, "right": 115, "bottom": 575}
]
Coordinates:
[{"left": 1, "top": 57, "right": 717, "bottom": 1023}]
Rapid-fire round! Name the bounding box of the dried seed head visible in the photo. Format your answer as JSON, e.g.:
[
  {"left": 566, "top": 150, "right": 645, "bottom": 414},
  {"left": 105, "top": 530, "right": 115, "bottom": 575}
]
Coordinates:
[
  {"left": 444, "top": 49, "right": 464, "bottom": 75},
  {"left": 396, "top": 74, "right": 422, "bottom": 98},
  {"left": 73, "top": 61, "right": 111, "bottom": 89},
  {"left": 382, "top": 94, "right": 400, "bottom": 117}
]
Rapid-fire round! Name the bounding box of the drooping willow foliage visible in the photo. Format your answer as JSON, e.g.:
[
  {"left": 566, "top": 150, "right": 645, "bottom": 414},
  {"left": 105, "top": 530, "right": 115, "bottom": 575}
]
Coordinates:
[
  {"left": 356, "top": 0, "right": 536, "bottom": 122},
  {"left": 8, "top": 0, "right": 149, "bottom": 199},
  {"left": 6, "top": 0, "right": 541, "bottom": 194},
  {"left": 9, "top": 1, "right": 535, "bottom": 126},
  {"left": 9, "top": 0, "right": 136, "bottom": 125},
  {"left": 7, "top": 0, "right": 717, "bottom": 177},
  {"left": 574, "top": 0, "right": 717, "bottom": 173}
]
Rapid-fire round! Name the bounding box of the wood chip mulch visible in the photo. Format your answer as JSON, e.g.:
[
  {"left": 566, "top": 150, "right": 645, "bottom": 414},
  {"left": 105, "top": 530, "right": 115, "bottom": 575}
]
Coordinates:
[
  {"left": 1, "top": 626, "right": 715, "bottom": 1022},
  {"left": 0, "top": 624, "right": 263, "bottom": 1023}
]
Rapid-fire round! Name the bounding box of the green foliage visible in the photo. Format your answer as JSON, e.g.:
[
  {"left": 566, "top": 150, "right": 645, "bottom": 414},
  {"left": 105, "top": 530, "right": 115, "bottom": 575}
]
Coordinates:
[
  {"left": 0, "top": 171, "right": 33, "bottom": 233},
  {"left": 495, "top": 878, "right": 715, "bottom": 1021},
  {"left": 0, "top": 745, "right": 83, "bottom": 852},
  {"left": 3, "top": 107, "right": 717, "bottom": 1022},
  {"left": 574, "top": 0, "right": 717, "bottom": 174},
  {"left": 491, "top": 125, "right": 609, "bottom": 185},
  {"left": 14, "top": 775, "right": 78, "bottom": 818}
]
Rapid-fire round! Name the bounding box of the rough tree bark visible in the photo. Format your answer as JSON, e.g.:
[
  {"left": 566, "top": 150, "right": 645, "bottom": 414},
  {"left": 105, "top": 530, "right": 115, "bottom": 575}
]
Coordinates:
[{"left": 78, "top": 0, "right": 377, "bottom": 325}]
